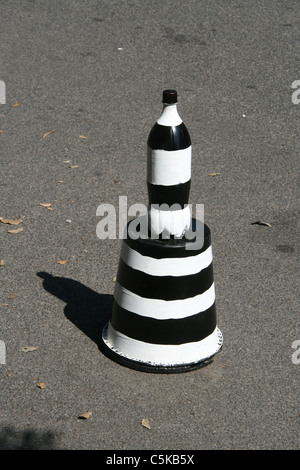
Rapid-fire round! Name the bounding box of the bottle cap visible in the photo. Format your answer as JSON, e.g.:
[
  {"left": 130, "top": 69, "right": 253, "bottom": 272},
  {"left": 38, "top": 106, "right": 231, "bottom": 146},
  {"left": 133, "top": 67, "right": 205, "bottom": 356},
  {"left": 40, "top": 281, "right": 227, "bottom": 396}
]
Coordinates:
[{"left": 162, "top": 89, "right": 177, "bottom": 104}]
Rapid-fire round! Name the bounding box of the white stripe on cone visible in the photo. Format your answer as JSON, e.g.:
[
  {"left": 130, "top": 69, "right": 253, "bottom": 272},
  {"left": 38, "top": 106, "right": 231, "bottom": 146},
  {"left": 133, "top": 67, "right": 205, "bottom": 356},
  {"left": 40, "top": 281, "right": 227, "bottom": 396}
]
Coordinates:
[
  {"left": 120, "top": 243, "right": 213, "bottom": 277},
  {"left": 104, "top": 323, "right": 223, "bottom": 366},
  {"left": 113, "top": 282, "right": 215, "bottom": 319}
]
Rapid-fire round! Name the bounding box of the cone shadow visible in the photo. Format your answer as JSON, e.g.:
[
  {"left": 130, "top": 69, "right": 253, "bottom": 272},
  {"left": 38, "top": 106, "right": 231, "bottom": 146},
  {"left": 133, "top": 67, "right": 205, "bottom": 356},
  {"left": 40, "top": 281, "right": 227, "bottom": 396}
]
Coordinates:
[{"left": 37, "top": 272, "right": 113, "bottom": 349}]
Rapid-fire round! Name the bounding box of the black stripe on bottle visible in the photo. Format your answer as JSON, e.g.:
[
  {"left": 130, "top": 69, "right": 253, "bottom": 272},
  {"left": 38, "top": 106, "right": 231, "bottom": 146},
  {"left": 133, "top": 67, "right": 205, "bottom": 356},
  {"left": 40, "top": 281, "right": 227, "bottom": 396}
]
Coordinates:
[
  {"left": 110, "top": 302, "right": 216, "bottom": 345},
  {"left": 147, "top": 181, "right": 191, "bottom": 207},
  {"left": 147, "top": 122, "right": 191, "bottom": 151},
  {"left": 125, "top": 220, "right": 211, "bottom": 258},
  {"left": 116, "top": 259, "right": 214, "bottom": 300}
]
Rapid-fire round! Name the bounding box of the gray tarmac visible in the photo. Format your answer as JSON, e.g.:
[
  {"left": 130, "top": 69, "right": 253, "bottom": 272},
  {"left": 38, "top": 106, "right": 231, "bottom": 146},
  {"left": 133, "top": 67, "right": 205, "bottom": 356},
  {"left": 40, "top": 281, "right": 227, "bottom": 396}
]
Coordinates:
[{"left": 0, "top": 0, "right": 299, "bottom": 450}]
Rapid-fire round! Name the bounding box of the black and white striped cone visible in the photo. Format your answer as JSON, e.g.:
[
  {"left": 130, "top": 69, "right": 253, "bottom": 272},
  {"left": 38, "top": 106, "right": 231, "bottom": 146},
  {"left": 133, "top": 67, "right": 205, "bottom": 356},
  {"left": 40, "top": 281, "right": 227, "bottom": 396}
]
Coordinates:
[{"left": 102, "top": 90, "right": 223, "bottom": 372}]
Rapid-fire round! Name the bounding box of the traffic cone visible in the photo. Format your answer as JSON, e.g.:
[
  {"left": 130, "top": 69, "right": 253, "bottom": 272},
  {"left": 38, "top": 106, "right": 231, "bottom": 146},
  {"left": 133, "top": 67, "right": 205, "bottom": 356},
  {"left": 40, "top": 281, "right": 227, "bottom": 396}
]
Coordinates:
[{"left": 101, "top": 90, "right": 223, "bottom": 372}]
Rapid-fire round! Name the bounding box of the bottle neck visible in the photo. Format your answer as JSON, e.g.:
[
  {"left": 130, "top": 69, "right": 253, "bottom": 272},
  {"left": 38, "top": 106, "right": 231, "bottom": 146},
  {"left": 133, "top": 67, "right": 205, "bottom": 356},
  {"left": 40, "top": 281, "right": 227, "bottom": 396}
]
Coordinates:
[{"left": 156, "top": 103, "right": 183, "bottom": 127}]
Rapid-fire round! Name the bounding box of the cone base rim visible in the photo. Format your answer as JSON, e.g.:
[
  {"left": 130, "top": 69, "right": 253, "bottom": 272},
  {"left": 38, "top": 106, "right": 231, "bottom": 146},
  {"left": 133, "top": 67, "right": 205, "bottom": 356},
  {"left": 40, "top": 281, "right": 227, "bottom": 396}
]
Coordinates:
[{"left": 101, "top": 324, "right": 222, "bottom": 374}]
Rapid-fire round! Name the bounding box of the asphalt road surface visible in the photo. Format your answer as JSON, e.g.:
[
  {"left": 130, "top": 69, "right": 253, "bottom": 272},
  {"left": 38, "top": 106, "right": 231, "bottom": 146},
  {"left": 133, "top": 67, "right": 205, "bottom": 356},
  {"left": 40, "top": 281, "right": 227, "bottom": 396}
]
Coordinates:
[{"left": 0, "top": 0, "right": 299, "bottom": 450}]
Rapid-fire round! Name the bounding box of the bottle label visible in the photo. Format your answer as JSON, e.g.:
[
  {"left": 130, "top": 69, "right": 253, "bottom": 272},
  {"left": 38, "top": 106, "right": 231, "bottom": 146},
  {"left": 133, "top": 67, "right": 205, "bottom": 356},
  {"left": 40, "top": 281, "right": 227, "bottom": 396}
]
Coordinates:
[{"left": 147, "top": 146, "right": 192, "bottom": 186}]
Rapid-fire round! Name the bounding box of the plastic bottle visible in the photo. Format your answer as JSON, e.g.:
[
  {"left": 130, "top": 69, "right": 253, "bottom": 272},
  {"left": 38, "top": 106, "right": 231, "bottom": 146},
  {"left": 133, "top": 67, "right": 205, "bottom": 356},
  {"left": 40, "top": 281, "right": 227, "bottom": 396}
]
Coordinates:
[{"left": 147, "top": 90, "right": 192, "bottom": 238}]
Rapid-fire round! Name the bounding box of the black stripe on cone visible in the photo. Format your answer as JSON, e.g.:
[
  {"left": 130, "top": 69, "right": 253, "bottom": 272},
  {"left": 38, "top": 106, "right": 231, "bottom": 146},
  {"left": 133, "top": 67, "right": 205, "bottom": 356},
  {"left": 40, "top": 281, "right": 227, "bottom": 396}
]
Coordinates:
[
  {"left": 110, "top": 303, "right": 217, "bottom": 345},
  {"left": 116, "top": 259, "right": 214, "bottom": 300}
]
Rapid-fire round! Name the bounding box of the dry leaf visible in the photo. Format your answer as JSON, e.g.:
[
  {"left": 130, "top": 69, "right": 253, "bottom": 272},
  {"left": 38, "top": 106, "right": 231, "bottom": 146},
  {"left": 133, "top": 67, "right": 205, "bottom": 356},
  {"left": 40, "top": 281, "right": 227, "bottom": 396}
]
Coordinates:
[
  {"left": 69, "top": 165, "right": 79, "bottom": 168},
  {"left": 36, "top": 382, "right": 46, "bottom": 389},
  {"left": 0, "top": 130, "right": 3, "bottom": 134},
  {"left": 58, "top": 180, "right": 64, "bottom": 183},
  {"left": 208, "top": 172, "right": 221, "bottom": 176},
  {"left": 43, "top": 129, "right": 57, "bottom": 139},
  {"left": 0, "top": 217, "right": 23, "bottom": 225},
  {"left": 11, "top": 102, "right": 20, "bottom": 107},
  {"left": 79, "top": 135, "right": 87, "bottom": 139},
  {"left": 0, "top": 260, "right": 5, "bottom": 266},
  {"left": 56, "top": 260, "right": 68, "bottom": 264},
  {"left": 39, "top": 203, "right": 52, "bottom": 207},
  {"left": 8, "top": 227, "right": 23, "bottom": 234},
  {"left": 142, "top": 418, "right": 151, "bottom": 430},
  {"left": 251, "top": 221, "right": 272, "bottom": 227},
  {"left": 22, "top": 346, "right": 37, "bottom": 353},
  {"left": 78, "top": 411, "right": 92, "bottom": 419}
]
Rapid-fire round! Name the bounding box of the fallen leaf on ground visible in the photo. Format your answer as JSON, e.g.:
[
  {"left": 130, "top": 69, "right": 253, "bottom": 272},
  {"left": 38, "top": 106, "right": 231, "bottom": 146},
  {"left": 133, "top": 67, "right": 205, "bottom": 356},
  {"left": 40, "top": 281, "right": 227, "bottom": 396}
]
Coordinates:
[
  {"left": 69, "top": 165, "right": 79, "bottom": 168},
  {"left": 11, "top": 102, "right": 20, "bottom": 107},
  {"left": 56, "top": 260, "right": 68, "bottom": 264},
  {"left": 78, "top": 411, "right": 92, "bottom": 419},
  {"left": 79, "top": 135, "right": 87, "bottom": 139},
  {"left": 208, "top": 172, "right": 221, "bottom": 176},
  {"left": 36, "top": 382, "right": 46, "bottom": 389},
  {"left": 42, "top": 129, "right": 57, "bottom": 139},
  {"left": 58, "top": 180, "right": 64, "bottom": 183},
  {"left": 0, "top": 260, "right": 5, "bottom": 266},
  {"left": 0, "top": 130, "right": 3, "bottom": 134},
  {"left": 7, "top": 227, "right": 23, "bottom": 234},
  {"left": 0, "top": 217, "right": 23, "bottom": 225},
  {"left": 39, "top": 203, "right": 52, "bottom": 207},
  {"left": 142, "top": 418, "right": 151, "bottom": 430},
  {"left": 22, "top": 346, "right": 37, "bottom": 352},
  {"left": 251, "top": 220, "right": 272, "bottom": 227}
]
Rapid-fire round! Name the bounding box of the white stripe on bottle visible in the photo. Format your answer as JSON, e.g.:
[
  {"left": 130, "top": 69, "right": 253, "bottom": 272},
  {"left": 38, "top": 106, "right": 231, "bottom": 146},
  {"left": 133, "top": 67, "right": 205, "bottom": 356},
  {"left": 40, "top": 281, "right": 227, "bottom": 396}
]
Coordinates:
[
  {"left": 156, "top": 103, "right": 182, "bottom": 126},
  {"left": 148, "top": 204, "right": 191, "bottom": 237},
  {"left": 147, "top": 146, "right": 192, "bottom": 186}
]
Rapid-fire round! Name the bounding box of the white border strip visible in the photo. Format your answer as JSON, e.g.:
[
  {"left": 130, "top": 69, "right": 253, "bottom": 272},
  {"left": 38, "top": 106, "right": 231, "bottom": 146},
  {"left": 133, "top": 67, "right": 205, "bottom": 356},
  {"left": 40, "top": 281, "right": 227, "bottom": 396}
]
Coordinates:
[
  {"left": 113, "top": 282, "right": 215, "bottom": 319},
  {"left": 147, "top": 146, "right": 191, "bottom": 186},
  {"left": 121, "top": 243, "right": 213, "bottom": 277},
  {"left": 105, "top": 323, "right": 223, "bottom": 366}
]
